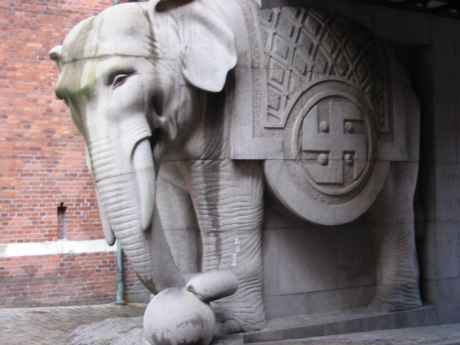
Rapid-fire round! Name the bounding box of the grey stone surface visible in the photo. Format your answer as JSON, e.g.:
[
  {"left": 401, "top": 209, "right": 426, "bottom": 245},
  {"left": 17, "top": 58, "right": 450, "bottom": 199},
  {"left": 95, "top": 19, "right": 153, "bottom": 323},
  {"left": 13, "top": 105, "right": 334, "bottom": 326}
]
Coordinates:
[
  {"left": 0, "top": 305, "right": 144, "bottom": 345},
  {"left": 70, "top": 317, "right": 143, "bottom": 345},
  {"left": 263, "top": 221, "right": 375, "bottom": 296},
  {"left": 264, "top": 1, "right": 432, "bottom": 45},
  {"left": 414, "top": 15, "right": 460, "bottom": 327},
  {"left": 264, "top": 287, "right": 375, "bottom": 320},
  {"left": 68, "top": 307, "right": 443, "bottom": 345},
  {"left": 429, "top": 20, "right": 460, "bottom": 167},
  {"left": 251, "top": 324, "right": 460, "bottom": 345},
  {"left": 5, "top": 306, "right": 447, "bottom": 345},
  {"left": 244, "top": 306, "right": 439, "bottom": 343},
  {"left": 50, "top": 0, "right": 425, "bottom": 342},
  {"left": 423, "top": 278, "right": 460, "bottom": 324},
  {"left": 422, "top": 222, "right": 460, "bottom": 280}
]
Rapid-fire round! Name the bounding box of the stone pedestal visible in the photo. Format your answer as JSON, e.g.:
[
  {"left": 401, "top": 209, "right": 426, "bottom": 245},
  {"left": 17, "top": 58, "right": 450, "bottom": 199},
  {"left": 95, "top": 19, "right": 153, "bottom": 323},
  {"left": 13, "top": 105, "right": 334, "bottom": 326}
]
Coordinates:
[
  {"left": 69, "top": 307, "right": 442, "bottom": 345},
  {"left": 243, "top": 307, "right": 439, "bottom": 343}
]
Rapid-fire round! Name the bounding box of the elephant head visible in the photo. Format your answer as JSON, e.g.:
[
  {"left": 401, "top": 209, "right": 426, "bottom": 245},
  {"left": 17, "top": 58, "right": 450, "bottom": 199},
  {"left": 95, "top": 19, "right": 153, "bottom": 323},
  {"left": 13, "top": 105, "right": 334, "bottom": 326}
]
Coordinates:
[{"left": 50, "top": 0, "right": 237, "bottom": 292}]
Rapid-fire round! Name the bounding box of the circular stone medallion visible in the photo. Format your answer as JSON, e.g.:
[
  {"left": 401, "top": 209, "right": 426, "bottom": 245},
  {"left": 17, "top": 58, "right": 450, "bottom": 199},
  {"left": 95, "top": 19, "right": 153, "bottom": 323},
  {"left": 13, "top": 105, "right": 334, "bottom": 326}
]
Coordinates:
[{"left": 265, "top": 79, "right": 390, "bottom": 226}]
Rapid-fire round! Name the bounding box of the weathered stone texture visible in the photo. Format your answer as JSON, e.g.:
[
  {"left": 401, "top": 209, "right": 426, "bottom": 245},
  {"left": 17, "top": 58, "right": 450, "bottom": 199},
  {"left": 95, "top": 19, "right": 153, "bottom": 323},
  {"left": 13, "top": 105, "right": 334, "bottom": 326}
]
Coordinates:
[{"left": 0, "top": 0, "right": 147, "bottom": 307}]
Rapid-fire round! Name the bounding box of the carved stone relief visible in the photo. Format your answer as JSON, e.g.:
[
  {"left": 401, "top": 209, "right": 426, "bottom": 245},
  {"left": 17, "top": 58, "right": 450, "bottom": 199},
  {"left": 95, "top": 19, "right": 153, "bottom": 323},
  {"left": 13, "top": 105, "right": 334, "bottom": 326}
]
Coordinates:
[{"left": 50, "top": 0, "right": 422, "bottom": 344}]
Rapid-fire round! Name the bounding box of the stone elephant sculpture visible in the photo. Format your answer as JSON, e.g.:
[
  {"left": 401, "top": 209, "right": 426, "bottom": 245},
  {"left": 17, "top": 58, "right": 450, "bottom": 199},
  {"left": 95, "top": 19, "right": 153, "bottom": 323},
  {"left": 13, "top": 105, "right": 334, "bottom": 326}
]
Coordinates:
[{"left": 50, "top": 0, "right": 422, "bottom": 341}]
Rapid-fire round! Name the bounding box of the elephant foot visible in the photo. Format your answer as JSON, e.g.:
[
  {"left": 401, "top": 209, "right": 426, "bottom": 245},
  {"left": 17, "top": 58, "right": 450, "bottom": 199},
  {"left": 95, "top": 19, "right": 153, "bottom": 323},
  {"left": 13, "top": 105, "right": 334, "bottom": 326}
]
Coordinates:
[{"left": 212, "top": 297, "right": 265, "bottom": 334}]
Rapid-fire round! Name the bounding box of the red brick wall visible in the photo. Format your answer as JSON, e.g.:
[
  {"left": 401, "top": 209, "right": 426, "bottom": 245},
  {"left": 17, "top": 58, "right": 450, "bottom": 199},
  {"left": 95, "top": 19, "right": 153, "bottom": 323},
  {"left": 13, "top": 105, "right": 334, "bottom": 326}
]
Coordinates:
[
  {"left": 0, "top": 254, "right": 116, "bottom": 307},
  {"left": 0, "top": 0, "right": 148, "bottom": 307},
  {"left": 0, "top": 1, "right": 111, "bottom": 244}
]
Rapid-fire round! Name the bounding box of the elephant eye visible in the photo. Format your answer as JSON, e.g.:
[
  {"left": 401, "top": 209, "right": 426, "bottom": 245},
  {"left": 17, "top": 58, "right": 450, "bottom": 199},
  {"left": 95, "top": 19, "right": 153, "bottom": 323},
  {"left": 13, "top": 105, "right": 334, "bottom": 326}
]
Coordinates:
[
  {"left": 108, "top": 71, "right": 134, "bottom": 89},
  {"left": 112, "top": 74, "right": 129, "bottom": 88}
]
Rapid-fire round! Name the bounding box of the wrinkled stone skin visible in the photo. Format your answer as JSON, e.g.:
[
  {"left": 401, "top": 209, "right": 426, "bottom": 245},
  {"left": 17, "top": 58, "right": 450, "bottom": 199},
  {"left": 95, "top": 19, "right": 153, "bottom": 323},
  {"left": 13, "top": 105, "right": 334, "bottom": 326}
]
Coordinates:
[{"left": 50, "top": 0, "right": 422, "bottom": 344}]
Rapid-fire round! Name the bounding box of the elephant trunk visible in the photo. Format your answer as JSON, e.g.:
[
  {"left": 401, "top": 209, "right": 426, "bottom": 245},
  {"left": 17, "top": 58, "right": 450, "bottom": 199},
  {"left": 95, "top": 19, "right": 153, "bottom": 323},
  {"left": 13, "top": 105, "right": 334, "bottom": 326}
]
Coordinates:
[{"left": 87, "top": 117, "right": 183, "bottom": 292}]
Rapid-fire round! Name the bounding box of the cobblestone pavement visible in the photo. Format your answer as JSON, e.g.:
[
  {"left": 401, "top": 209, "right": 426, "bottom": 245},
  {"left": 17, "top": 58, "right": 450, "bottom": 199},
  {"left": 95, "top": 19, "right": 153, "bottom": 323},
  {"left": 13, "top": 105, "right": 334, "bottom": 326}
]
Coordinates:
[
  {"left": 0, "top": 304, "right": 145, "bottom": 345},
  {"left": 2, "top": 304, "right": 460, "bottom": 345}
]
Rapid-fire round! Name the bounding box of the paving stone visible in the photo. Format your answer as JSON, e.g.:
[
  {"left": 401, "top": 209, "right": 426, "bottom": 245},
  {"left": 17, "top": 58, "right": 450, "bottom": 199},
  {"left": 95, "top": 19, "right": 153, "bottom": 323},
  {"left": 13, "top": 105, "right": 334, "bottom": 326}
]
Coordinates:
[
  {"left": 0, "top": 304, "right": 144, "bottom": 345},
  {"left": 70, "top": 317, "right": 143, "bottom": 345}
]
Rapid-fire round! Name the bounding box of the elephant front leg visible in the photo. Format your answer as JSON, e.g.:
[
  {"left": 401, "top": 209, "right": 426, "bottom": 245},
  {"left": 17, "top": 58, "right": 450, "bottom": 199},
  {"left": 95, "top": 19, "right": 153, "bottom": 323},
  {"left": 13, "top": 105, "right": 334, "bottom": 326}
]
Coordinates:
[
  {"left": 157, "top": 162, "right": 200, "bottom": 276},
  {"left": 367, "top": 162, "right": 422, "bottom": 311},
  {"left": 190, "top": 159, "right": 265, "bottom": 333}
]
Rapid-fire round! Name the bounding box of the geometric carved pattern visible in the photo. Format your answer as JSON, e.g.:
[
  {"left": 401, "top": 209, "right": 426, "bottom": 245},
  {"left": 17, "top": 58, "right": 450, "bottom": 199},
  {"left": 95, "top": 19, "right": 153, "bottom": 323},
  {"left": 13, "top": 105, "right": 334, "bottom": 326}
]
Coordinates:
[
  {"left": 259, "top": 7, "right": 387, "bottom": 133},
  {"left": 301, "top": 97, "right": 371, "bottom": 195}
]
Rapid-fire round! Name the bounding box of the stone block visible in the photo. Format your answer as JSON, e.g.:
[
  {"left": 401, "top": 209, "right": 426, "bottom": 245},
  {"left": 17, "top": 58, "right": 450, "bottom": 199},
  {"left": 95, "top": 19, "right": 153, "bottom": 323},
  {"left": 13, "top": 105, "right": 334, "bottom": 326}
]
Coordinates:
[
  {"left": 264, "top": 223, "right": 374, "bottom": 296},
  {"left": 242, "top": 324, "right": 460, "bottom": 345},
  {"left": 423, "top": 221, "right": 460, "bottom": 280},
  {"left": 427, "top": 165, "right": 460, "bottom": 222},
  {"left": 264, "top": 226, "right": 338, "bottom": 295},
  {"left": 430, "top": 20, "right": 460, "bottom": 165},
  {"left": 423, "top": 278, "right": 460, "bottom": 324},
  {"left": 245, "top": 306, "right": 438, "bottom": 343},
  {"left": 264, "top": 287, "right": 375, "bottom": 319},
  {"left": 264, "top": 193, "right": 308, "bottom": 230}
]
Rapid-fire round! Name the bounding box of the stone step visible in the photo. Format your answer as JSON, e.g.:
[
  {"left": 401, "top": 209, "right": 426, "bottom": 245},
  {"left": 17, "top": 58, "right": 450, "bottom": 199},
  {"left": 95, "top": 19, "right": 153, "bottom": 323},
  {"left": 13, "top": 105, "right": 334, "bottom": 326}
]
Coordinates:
[
  {"left": 247, "top": 324, "right": 460, "bottom": 345},
  {"left": 242, "top": 306, "right": 439, "bottom": 343}
]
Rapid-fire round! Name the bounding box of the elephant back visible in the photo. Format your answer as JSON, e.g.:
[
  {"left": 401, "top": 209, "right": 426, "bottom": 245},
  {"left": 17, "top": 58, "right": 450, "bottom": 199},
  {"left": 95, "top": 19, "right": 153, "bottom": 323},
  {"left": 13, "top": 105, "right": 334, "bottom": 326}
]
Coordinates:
[{"left": 229, "top": 3, "right": 419, "bottom": 226}]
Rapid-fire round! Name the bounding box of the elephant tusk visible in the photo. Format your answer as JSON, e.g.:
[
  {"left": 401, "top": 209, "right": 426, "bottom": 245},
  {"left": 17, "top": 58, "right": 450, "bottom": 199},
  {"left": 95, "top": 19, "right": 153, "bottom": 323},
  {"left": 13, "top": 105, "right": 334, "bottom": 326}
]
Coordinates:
[{"left": 132, "top": 139, "right": 156, "bottom": 232}]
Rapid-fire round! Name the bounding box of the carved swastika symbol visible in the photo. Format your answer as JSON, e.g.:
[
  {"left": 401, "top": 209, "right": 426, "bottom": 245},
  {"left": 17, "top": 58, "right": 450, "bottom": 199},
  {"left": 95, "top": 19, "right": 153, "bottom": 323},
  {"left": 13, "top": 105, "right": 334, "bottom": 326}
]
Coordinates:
[{"left": 302, "top": 97, "right": 368, "bottom": 187}]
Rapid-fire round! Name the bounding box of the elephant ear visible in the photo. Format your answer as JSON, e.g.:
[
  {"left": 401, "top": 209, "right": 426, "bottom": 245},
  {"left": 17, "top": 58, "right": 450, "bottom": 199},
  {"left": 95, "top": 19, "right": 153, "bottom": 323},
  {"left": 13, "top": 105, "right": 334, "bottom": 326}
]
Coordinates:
[{"left": 176, "top": 2, "right": 238, "bottom": 92}]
